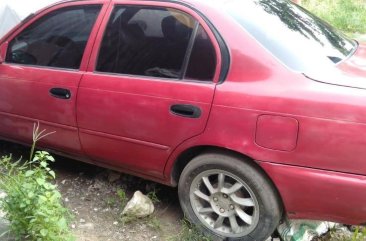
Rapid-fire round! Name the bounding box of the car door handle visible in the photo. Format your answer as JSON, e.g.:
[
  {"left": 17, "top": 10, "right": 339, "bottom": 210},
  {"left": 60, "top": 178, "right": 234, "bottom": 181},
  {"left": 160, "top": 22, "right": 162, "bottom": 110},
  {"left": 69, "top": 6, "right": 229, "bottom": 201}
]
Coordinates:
[
  {"left": 170, "top": 104, "right": 201, "bottom": 118},
  {"left": 49, "top": 88, "right": 71, "bottom": 99}
]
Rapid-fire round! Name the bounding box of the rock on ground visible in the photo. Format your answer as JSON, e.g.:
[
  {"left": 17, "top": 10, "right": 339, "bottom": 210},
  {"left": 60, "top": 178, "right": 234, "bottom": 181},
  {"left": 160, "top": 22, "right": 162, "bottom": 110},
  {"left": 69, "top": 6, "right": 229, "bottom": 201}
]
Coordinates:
[{"left": 122, "top": 191, "right": 154, "bottom": 218}]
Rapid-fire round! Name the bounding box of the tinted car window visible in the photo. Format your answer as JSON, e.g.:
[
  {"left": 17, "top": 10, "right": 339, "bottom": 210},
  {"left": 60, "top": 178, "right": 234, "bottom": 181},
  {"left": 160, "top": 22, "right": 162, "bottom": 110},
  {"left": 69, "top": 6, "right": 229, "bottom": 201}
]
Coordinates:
[
  {"left": 224, "top": 0, "right": 357, "bottom": 72},
  {"left": 97, "top": 6, "right": 195, "bottom": 79},
  {"left": 6, "top": 5, "right": 101, "bottom": 69},
  {"left": 185, "top": 25, "right": 216, "bottom": 81}
]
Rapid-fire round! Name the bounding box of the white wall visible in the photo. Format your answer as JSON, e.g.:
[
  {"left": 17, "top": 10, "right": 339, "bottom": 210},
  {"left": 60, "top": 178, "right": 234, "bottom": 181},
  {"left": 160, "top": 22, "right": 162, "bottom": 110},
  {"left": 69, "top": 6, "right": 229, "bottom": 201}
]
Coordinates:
[
  {"left": 0, "top": 0, "right": 59, "bottom": 38},
  {"left": 0, "top": 5, "right": 20, "bottom": 38},
  {"left": 2, "top": 0, "right": 59, "bottom": 19}
]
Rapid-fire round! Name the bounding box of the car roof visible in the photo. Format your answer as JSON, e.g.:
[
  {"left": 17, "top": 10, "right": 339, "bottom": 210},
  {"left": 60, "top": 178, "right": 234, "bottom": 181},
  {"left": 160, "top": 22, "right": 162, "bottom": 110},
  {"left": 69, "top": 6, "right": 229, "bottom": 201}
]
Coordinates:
[{"left": 53, "top": 0, "right": 225, "bottom": 8}]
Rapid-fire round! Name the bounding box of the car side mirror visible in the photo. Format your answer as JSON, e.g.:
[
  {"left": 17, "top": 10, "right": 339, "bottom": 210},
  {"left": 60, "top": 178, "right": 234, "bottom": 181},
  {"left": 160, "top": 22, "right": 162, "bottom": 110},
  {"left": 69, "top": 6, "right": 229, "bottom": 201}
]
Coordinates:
[{"left": 0, "top": 42, "right": 8, "bottom": 64}]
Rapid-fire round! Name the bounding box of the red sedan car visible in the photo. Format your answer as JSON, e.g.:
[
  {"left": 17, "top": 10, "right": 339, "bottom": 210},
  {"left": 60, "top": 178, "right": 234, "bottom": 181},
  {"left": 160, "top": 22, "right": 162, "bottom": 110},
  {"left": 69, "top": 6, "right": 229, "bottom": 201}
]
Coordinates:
[{"left": 0, "top": 0, "right": 365, "bottom": 240}]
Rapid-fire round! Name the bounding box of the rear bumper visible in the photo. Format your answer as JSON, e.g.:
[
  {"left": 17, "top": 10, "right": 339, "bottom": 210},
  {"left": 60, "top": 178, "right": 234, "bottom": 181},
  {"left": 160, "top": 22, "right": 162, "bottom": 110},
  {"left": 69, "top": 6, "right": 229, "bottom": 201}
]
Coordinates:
[{"left": 259, "top": 162, "right": 366, "bottom": 225}]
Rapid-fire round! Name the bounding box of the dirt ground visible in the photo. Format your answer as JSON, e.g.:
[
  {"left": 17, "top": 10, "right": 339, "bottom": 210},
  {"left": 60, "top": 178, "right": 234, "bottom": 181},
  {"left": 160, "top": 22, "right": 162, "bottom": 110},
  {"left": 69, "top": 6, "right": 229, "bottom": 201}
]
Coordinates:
[
  {"left": 1, "top": 140, "right": 359, "bottom": 241},
  {"left": 0, "top": 140, "right": 184, "bottom": 241}
]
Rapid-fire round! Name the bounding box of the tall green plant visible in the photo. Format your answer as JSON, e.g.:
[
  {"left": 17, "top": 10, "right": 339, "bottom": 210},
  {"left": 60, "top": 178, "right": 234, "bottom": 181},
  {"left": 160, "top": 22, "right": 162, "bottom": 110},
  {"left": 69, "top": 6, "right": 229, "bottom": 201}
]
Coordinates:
[{"left": 0, "top": 123, "right": 73, "bottom": 241}]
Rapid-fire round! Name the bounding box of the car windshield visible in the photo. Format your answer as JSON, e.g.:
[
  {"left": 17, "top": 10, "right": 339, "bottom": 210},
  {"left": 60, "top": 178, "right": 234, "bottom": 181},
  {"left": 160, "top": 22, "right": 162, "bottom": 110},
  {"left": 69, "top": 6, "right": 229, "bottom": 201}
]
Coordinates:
[{"left": 224, "top": 0, "right": 357, "bottom": 72}]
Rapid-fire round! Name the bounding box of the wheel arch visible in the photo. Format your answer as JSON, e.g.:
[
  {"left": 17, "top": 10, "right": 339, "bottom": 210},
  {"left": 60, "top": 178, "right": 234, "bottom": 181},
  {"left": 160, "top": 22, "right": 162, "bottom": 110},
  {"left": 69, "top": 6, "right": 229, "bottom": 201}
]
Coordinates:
[
  {"left": 172, "top": 146, "right": 259, "bottom": 183},
  {"left": 170, "top": 145, "right": 285, "bottom": 212}
]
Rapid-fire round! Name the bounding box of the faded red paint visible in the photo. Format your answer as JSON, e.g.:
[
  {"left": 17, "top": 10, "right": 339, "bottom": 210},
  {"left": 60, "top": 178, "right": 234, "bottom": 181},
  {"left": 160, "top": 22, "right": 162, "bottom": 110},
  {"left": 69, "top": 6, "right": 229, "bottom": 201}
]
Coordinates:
[
  {"left": 0, "top": 0, "right": 365, "bottom": 225},
  {"left": 255, "top": 115, "right": 299, "bottom": 152}
]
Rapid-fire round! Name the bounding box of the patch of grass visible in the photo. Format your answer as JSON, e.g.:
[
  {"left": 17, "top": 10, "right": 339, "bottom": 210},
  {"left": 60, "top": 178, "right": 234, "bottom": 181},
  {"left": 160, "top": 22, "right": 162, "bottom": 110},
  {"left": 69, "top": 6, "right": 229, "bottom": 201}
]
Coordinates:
[
  {"left": 104, "top": 188, "right": 128, "bottom": 209},
  {"left": 0, "top": 123, "right": 73, "bottom": 241},
  {"left": 119, "top": 215, "right": 161, "bottom": 233},
  {"left": 147, "top": 190, "right": 160, "bottom": 204},
  {"left": 146, "top": 215, "right": 161, "bottom": 231},
  {"left": 349, "top": 226, "right": 366, "bottom": 241},
  {"left": 317, "top": 226, "right": 366, "bottom": 241},
  {"left": 104, "top": 196, "right": 117, "bottom": 208},
  {"left": 145, "top": 190, "right": 162, "bottom": 230},
  {"left": 116, "top": 188, "right": 132, "bottom": 225},
  {"left": 120, "top": 214, "right": 138, "bottom": 225},
  {"left": 116, "top": 188, "right": 128, "bottom": 208},
  {"left": 301, "top": 0, "right": 366, "bottom": 34},
  {"left": 167, "top": 219, "right": 212, "bottom": 241}
]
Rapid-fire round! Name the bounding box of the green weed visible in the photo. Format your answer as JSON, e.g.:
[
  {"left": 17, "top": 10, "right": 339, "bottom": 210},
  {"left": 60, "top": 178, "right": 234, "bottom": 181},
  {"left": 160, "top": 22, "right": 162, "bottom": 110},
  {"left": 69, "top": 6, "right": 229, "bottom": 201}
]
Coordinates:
[
  {"left": 146, "top": 215, "right": 161, "bottom": 231},
  {"left": 351, "top": 226, "right": 366, "bottom": 241},
  {"left": 319, "top": 226, "right": 366, "bottom": 241},
  {"left": 302, "top": 0, "right": 366, "bottom": 35},
  {"left": 167, "top": 218, "right": 211, "bottom": 241},
  {"left": 0, "top": 123, "right": 73, "bottom": 241},
  {"left": 116, "top": 188, "right": 128, "bottom": 208},
  {"left": 105, "top": 197, "right": 117, "bottom": 208},
  {"left": 147, "top": 189, "right": 160, "bottom": 204}
]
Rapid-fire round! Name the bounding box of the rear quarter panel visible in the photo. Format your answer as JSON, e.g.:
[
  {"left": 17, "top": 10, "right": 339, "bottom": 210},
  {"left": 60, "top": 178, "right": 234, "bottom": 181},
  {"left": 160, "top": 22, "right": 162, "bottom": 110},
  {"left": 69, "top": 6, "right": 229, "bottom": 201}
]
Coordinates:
[
  {"left": 166, "top": 3, "right": 366, "bottom": 176},
  {"left": 165, "top": 3, "right": 366, "bottom": 223}
]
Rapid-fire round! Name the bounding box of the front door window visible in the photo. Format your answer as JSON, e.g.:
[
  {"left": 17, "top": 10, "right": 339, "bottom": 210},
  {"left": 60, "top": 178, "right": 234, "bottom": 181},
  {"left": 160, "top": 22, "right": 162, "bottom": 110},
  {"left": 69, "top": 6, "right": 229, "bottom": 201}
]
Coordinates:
[{"left": 6, "top": 5, "right": 101, "bottom": 69}]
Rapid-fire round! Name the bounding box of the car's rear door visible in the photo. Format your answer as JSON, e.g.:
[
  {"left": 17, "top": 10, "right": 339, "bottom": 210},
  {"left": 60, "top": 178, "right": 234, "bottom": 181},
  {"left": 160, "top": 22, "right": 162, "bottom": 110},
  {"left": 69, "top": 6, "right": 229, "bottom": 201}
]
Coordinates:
[
  {"left": 77, "top": 1, "right": 222, "bottom": 178},
  {"left": 0, "top": 1, "right": 108, "bottom": 155}
]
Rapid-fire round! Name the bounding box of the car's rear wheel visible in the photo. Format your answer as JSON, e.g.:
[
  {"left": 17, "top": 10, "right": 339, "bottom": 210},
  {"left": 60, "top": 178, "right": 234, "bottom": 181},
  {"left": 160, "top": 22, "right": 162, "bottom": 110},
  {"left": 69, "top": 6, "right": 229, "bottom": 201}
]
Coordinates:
[{"left": 178, "top": 151, "right": 282, "bottom": 241}]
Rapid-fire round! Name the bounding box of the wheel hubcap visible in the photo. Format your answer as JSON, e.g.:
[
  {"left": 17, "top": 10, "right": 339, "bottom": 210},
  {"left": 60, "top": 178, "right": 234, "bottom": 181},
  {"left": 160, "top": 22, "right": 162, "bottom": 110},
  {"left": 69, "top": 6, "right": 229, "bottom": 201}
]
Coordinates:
[
  {"left": 210, "top": 192, "right": 236, "bottom": 217},
  {"left": 190, "top": 170, "right": 259, "bottom": 238}
]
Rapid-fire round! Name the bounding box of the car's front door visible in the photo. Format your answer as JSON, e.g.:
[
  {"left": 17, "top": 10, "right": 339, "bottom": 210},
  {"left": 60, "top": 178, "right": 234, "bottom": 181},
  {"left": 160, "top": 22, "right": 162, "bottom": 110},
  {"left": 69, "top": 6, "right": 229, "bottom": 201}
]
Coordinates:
[
  {"left": 77, "top": 2, "right": 221, "bottom": 178},
  {"left": 0, "top": 2, "right": 106, "bottom": 154}
]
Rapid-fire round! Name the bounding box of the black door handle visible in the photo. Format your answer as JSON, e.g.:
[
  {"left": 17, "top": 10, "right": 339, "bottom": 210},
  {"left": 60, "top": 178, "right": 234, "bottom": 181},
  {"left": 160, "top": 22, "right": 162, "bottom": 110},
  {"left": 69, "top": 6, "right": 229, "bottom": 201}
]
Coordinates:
[
  {"left": 49, "top": 88, "right": 71, "bottom": 99},
  {"left": 170, "top": 104, "right": 201, "bottom": 118}
]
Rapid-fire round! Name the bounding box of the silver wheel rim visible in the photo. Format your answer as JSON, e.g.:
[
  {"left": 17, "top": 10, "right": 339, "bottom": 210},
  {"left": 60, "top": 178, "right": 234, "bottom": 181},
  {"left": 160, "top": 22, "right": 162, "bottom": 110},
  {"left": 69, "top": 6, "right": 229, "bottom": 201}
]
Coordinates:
[{"left": 189, "top": 169, "right": 260, "bottom": 238}]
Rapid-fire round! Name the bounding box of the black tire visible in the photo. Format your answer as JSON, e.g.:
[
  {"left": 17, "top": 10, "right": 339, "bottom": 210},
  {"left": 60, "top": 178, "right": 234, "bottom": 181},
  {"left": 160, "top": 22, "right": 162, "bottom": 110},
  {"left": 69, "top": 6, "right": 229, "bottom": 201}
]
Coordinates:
[{"left": 178, "top": 151, "right": 282, "bottom": 241}]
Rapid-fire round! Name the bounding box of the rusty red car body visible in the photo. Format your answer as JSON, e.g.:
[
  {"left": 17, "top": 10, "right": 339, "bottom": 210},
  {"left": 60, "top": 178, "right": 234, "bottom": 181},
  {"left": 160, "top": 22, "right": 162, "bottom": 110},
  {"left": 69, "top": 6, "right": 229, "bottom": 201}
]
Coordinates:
[{"left": 0, "top": 0, "right": 365, "bottom": 239}]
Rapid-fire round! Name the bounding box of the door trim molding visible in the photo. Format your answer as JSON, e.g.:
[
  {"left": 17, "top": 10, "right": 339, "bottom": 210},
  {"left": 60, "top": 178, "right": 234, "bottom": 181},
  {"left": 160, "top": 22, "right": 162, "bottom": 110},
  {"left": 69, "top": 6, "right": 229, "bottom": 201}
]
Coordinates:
[{"left": 79, "top": 128, "right": 170, "bottom": 150}]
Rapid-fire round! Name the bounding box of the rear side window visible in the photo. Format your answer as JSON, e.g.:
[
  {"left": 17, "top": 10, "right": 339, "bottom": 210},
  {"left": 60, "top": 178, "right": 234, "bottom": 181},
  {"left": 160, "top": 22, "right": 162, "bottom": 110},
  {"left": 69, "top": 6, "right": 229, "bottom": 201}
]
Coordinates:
[
  {"left": 6, "top": 5, "right": 101, "bottom": 69},
  {"left": 97, "top": 6, "right": 216, "bottom": 81},
  {"left": 225, "top": 0, "right": 356, "bottom": 72},
  {"left": 186, "top": 25, "right": 216, "bottom": 81}
]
